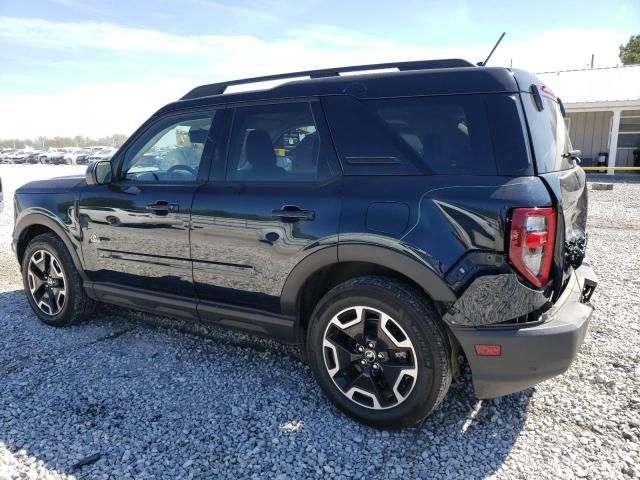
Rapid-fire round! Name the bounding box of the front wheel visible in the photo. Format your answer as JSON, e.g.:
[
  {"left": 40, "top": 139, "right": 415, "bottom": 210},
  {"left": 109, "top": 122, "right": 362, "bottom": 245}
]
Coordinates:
[
  {"left": 21, "top": 233, "right": 95, "bottom": 327},
  {"left": 306, "top": 276, "right": 452, "bottom": 429}
]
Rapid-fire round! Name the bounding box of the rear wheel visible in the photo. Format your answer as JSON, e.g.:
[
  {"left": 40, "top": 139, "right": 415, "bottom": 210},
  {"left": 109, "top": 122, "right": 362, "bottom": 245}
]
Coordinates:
[
  {"left": 21, "top": 233, "right": 95, "bottom": 327},
  {"left": 306, "top": 276, "right": 452, "bottom": 428}
]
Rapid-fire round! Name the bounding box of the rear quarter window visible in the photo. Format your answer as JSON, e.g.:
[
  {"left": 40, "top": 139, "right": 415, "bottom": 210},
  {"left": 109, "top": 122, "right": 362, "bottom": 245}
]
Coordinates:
[
  {"left": 485, "top": 94, "right": 532, "bottom": 176},
  {"left": 322, "top": 95, "right": 497, "bottom": 175},
  {"left": 521, "top": 92, "right": 573, "bottom": 173}
]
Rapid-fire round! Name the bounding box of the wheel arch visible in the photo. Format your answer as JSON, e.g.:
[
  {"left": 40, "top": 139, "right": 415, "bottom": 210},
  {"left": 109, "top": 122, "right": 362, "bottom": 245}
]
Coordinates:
[
  {"left": 14, "top": 213, "right": 86, "bottom": 280},
  {"left": 280, "top": 244, "right": 457, "bottom": 345}
]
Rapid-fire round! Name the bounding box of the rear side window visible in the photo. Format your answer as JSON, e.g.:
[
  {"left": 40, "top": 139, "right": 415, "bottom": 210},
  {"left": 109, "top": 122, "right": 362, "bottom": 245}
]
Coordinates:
[
  {"left": 322, "top": 95, "right": 497, "bottom": 175},
  {"left": 226, "top": 102, "right": 328, "bottom": 182},
  {"left": 521, "top": 91, "right": 573, "bottom": 172}
]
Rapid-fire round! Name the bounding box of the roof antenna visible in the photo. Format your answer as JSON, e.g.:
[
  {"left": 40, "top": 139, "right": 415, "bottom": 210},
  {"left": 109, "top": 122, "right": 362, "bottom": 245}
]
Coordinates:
[{"left": 478, "top": 32, "right": 506, "bottom": 66}]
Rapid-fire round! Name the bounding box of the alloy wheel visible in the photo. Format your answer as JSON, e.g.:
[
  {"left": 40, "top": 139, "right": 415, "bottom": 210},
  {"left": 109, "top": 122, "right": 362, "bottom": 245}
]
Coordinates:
[
  {"left": 27, "top": 250, "right": 67, "bottom": 316},
  {"left": 322, "top": 306, "right": 418, "bottom": 410}
]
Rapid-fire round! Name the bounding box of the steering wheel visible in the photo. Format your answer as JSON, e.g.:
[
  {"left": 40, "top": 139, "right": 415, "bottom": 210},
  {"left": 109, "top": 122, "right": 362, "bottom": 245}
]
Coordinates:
[{"left": 167, "top": 164, "right": 195, "bottom": 177}]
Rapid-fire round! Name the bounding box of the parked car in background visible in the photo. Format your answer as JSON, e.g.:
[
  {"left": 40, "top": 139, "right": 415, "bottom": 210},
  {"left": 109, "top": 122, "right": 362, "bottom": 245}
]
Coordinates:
[
  {"left": 8, "top": 149, "right": 36, "bottom": 164},
  {"left": 74, "top": 148, "right": 100, "bottom": 165},
  {"left": 39, "top": 149, "right": 69, "bottom": 165},
  {"left": 64, "top": 148, "right": 86, "bottom": 165},
  {"left": 87, "top": 147, "right": 117, "bottom": 163},
  {"left": 0, "top": 149, "right": 17, "bottom": 163},
  {"left": 25, "top": 150, "right": 46, "bottom": 164}
]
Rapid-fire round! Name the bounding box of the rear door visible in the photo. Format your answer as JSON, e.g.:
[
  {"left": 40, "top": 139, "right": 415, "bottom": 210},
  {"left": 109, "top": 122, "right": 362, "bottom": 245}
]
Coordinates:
[
  {"left": 519, "top": 82, "right": 588, "bottom": 291},
  {"left": 190, "top": 100, "right": 342, "bottom": 314}
]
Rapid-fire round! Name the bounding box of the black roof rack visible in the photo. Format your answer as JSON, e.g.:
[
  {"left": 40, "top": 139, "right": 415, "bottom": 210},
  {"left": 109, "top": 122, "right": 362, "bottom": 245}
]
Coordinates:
[{"left": 180, "top": 58, "right": 475, "bottom": 100}]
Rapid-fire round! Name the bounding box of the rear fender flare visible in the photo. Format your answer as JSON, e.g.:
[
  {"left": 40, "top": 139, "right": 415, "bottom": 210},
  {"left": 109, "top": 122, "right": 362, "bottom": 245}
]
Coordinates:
[{"left": 280, "top": 243, "right": 456, "bottom": 318}]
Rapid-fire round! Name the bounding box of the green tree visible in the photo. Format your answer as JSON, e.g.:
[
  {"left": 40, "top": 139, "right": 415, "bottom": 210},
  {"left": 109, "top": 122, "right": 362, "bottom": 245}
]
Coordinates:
[{"left": 619, "top": 35, "right": 640, "bottom": 65}]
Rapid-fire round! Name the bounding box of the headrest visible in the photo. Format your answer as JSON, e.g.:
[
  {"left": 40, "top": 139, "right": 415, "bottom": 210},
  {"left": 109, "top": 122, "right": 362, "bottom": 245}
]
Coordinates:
[
  {"left": 189, "top": 128, "right": 209, "bottom": 144},
  {"left": 246, "top": 130, "right": 276, "bottom": 169}
]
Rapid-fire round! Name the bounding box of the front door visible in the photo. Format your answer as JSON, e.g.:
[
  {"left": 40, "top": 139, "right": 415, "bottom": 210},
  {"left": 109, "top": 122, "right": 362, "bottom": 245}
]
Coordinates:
[
  {"left": 191, "top": 100, "right": 342, "bottom": 314},
  {"left": 79, "top": 109, "right": 219, "bottom": 297}
]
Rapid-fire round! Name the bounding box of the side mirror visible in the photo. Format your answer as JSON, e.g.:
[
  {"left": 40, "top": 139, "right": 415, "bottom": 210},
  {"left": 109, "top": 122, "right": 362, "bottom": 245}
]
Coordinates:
[{"left": 85, "top": 160, "right": 113, "bottom": 185}]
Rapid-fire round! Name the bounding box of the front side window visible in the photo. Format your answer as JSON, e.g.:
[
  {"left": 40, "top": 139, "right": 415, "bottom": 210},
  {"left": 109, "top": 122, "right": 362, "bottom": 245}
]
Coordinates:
[
  {"left": 226, "top": 103, "right": 321, "bottom": 182},
  {"left": 120, "top": 112, "right": 214, "bottom": 182}
]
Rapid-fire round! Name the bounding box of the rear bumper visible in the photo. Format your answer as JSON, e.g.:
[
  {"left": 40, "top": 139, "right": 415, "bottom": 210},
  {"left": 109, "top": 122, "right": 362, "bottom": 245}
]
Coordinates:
[{"left": 450, "top": 264, "right": 597, "bottom": 398}]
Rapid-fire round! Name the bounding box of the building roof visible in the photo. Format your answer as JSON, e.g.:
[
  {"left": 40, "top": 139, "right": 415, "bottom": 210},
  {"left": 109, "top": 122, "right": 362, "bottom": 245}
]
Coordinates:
[{"left": 537, "top": 64, "right": 640, "bottom": 105}]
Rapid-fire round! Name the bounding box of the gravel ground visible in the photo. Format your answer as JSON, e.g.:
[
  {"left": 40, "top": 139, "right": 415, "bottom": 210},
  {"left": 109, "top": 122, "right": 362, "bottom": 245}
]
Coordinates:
[{"left": 0, "top": 165, "right": 639, "bottom": 479}]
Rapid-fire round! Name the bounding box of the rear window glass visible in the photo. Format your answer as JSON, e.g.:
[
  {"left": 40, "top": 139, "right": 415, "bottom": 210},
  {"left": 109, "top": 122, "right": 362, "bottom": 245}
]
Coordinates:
[
  {"left": 322, "top": 95, "right": 497, "bottom": 175},
  {"left": 521, "top": 92, "right": 573, "bottom": 172}
]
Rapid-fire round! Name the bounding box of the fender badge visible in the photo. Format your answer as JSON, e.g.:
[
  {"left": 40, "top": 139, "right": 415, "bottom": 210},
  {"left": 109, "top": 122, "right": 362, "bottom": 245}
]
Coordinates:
[{"left": 89, "top": 233, "right": 101, "bottom": 244}]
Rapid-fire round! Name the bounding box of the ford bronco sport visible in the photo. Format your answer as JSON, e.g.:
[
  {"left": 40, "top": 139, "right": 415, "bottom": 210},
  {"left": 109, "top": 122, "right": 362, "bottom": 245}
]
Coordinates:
[{"left": 12, "top": 59, "right": 597, "bottom": 428}]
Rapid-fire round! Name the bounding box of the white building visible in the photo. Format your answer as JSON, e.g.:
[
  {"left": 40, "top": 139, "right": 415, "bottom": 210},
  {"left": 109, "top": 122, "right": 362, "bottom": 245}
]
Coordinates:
[{"left": 538, "top": 65, "right": 640, "bottom": 173}]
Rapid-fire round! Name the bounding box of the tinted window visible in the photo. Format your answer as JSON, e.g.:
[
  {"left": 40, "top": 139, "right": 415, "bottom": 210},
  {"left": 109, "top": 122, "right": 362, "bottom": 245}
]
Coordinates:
[
  {"left": 227, "top": 103, "right": 323, "bottom": 182},
  {"left": 322, "top": 96, "right": 422, "bottom": 175},
  {"left": 121, "top": 112, "right": 214, "bottom": 182},
  {"left": 521, "top": 92, "right": 573, "bottom": 172},
  {"left": 323, "top": 95, "right": 497, "bottom": 175},
  {"left": 485, "top": 94, "right": 532, "bottom": 176}
]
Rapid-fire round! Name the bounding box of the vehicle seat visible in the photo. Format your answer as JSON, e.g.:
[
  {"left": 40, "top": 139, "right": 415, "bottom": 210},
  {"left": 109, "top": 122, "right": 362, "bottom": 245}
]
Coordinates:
[
  {"left": 243, "top": 130, "right": 287, "bottom": 181},
  {"left": 289, "top": 133, "right": 319, "bottom": 174},
  {"left": 188, "top": 128, "right": 209, "bottom": 144}
]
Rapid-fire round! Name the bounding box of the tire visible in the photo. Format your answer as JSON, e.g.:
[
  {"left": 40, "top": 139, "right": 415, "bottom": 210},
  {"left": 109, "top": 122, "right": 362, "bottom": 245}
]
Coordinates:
[
  {"left": 306, "top": 276, "right": 452, "bottom": 429},
  {"left": 21, "top": 233, "right": 95, "bottom": 327}
]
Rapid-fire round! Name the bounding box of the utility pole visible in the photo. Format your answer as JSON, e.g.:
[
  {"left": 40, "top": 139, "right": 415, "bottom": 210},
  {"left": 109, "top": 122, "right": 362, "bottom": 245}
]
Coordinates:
[{"left": 590, "top": 54, "right": 594, "bottom": 69}]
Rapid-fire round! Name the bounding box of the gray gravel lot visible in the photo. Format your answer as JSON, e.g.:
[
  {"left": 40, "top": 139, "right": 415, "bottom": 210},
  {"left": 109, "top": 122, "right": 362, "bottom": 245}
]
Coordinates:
[{"left": 0, "top": 165, "right": 639, "bottom": 479}]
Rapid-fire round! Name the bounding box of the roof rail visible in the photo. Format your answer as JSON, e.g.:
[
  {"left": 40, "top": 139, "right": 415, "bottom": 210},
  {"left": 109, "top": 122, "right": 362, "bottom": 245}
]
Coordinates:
[{"left": 180, "top": 58, "right": 475, "bottom": 100}]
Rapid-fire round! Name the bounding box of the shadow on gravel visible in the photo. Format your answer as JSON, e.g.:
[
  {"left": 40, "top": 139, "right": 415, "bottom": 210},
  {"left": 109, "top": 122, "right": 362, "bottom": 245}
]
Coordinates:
[{"left": 0, "top": 288, "right": 532, "bottom": 479}]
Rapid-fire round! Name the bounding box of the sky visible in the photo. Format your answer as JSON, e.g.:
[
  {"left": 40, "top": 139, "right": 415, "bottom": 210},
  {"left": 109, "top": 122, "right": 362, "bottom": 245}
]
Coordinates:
[{"left": 0, "top": 0, "right": 639, "bottom": 139}]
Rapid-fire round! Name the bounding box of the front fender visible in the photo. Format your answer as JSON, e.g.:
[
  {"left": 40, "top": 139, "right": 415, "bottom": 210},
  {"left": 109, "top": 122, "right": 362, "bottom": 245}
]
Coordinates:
[{"left": 13, "top": 207, "right": 86, "bottom": 280}]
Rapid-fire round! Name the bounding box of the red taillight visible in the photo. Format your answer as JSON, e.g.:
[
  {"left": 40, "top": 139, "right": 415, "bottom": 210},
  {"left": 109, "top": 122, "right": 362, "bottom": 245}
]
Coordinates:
[{"left": 508, "top": 207, "right": 556, "bottom": 288}]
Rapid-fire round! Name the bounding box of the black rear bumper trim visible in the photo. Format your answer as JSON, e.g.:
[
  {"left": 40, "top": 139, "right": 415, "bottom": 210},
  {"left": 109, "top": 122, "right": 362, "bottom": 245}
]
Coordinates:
[{"left": 449, "top": 263, "right": 597, "bottom": 398}]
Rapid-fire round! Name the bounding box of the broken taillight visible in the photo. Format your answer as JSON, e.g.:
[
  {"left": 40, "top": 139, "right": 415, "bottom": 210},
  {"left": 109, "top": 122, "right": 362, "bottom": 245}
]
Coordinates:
[{"left": 508, "top": 207, "right": 556, "bottom": 288}]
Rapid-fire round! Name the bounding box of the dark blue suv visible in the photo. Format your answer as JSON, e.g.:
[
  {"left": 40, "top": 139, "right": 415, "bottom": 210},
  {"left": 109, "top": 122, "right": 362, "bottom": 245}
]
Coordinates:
[{"left": 12, "top": 59, "right": 597, "bottom": 428}]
